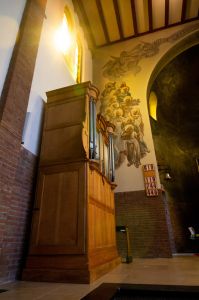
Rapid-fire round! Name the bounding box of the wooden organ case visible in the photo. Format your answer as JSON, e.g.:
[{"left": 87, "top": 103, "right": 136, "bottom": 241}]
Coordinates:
[{"left": 22, "top": 82, "right": 120, "bottom": 283}]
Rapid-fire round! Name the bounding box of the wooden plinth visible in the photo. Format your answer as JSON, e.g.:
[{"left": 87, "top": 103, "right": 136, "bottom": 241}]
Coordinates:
[{"left": 22, "top": 256, "right": 120, "bottom": 283}]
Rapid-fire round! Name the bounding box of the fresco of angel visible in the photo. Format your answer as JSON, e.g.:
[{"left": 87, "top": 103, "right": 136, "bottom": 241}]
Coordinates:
[{"left": 100, "top": 81, "right": 150, "bottom": 168}]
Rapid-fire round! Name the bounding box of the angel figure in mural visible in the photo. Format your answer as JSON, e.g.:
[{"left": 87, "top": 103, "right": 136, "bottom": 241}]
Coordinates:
[
  {"left": 102, "top": 24, "right": 199, "bottom": 80},
  {"left": 120, "top": 116, "right": 150, "bottom": 168},
  {"left": 138, "top": 129, "right": 150, "bottom": 158},
  {"left": 121, "top": 124, "right": 141, "bottom": 168},
  {"left": 112, "top": 116, "right": 126, "bottom": 169},
  {"left": 103, "top": 50, "right": 141, "bottom": 79},
  {"left": 102, "top": 41, "right": 161, "bottom": 79},
  {"left": 129, "top": 108, "right": 150, "bottom": 157},
  {"left": 100, "top": 81, "right": 150, "bottom": 169}
]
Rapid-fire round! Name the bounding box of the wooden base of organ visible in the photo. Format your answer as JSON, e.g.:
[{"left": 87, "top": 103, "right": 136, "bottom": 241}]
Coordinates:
[
  {"left": 22, "top": 82, "right": 120, "bottom": 283},
  {"left": 22, "top": 257, "right": 120, "bottom": 283}
]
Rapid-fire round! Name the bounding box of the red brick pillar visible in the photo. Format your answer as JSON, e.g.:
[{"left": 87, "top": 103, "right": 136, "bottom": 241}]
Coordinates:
[{"left": 0, "top": 0, "right": 47, "bottom": 283}]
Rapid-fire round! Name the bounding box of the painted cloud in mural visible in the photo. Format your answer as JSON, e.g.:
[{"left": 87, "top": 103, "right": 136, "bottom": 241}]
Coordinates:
[
  {"left": 103, "top": 23, "right": 199, "bottom": 79},
  {"left": 100, "top": 82, "right": 149, "bottom": 168}
]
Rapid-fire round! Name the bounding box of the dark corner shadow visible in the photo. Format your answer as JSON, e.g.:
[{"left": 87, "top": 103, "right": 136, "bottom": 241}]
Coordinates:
[
  {"left": 0, "top": 289, "right": 8, "bottom": 294},
  {"left": 81, "top": 283, "right": 199, "bottom": 300}
]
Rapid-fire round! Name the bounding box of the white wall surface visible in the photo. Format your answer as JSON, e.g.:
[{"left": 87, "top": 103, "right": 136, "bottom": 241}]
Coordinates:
[
  {"left": 23, "top": 0, "right": 93, "bottom": 155},
  {"left": 0, "top": 0, "right": 26, "bottom": 97}
]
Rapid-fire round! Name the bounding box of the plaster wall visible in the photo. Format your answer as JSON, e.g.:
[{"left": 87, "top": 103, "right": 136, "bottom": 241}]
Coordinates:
[
  {"left": 93, "top": 21, "right": 199, "bottom": 193},
  {"left": 0, "top": 0, "right": 26, "bottom": 97},
  {"left": 23, "top": 0, "right": 93, "bottom": 155}
]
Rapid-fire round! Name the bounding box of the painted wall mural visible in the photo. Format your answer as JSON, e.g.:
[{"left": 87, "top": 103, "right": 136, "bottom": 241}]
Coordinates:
[
  {"left": 100, "top": 81, "right": 149, "bottom": 168},
  {"left": 103, "top": 23, "right": 199, "bottom": 79},
  {"left": 99, "top": 23, "right": 199, "bottom": 171}
]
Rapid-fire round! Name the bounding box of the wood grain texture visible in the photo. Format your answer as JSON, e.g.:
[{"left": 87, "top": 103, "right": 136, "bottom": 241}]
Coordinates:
[
  {"left": 29, "top": 162, "right": 86, "bottom": 255},
  {"left": 23, "top": 82, "right": 119, "bottom": 283}
]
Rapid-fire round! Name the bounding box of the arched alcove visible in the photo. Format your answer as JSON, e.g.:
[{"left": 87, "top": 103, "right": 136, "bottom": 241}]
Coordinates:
[{"left": 147, "top": 36, "right": 199, "bottom": 253}]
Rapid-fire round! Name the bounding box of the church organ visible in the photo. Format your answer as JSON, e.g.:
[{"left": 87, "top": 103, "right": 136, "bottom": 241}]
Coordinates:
[{"left": 22, "top": 82, "right": 119, "bottom": 283}]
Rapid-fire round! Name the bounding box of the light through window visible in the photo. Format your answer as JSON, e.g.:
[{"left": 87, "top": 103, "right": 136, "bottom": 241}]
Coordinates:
[
  {"left": 55, "top": 6, "right": 82, "bottom": 83},
  {"left": 55, "top": 14, "right": 71, "bottom": 54}
]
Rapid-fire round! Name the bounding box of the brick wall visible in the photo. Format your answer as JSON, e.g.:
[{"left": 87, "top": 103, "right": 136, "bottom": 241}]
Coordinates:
[
  {"left": 0, "top": 145, "right": 37, "bottom": 283},
  {"left": 115, "top": 190, "right": 172, "bottom": 258},
  {"left": 0, "top": 0, "right": 47, "bottom": 284}
]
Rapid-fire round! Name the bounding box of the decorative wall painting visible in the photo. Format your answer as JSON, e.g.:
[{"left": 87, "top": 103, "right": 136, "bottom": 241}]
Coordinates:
[{"left": 100, "top": 81, "right": 150, "bottom": 169}]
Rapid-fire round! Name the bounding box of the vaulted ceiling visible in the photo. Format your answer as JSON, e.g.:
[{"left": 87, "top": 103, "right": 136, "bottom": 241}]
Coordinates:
[{"left": 72, "top": 0, "right": 199, "bottom": 49}]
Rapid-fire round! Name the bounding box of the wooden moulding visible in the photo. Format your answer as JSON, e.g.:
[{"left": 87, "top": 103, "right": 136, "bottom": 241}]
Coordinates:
[{"left": 46, "top": 81, "right": 99, "bottom": 104}]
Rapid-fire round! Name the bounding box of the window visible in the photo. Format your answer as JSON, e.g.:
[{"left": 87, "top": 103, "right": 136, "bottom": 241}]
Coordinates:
[{"left": 55, "top": 5, "right": 82, "bottom": 82}]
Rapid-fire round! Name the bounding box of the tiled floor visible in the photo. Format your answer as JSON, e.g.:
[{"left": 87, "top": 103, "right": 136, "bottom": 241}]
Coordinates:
[{"left": 1, "top": 256, "right": 199, "bottom": 300}]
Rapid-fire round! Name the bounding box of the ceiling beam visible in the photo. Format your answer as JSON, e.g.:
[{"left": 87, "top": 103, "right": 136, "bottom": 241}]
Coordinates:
[
  {"left": 95, "top": 0, "right": 110, "bottom": 43},
  {"left": 113, "top": 0, "right": 124, "bottom": 39},
  {"left": 165, "top": 0, "right": 169, "bottom": 26},
  {"left": 97, "top": 16, "right": 199, "bottom": 48},
  {"left": 148, "top": 0, "right": 153, "bottom": 31},
  {"left": 181, "top": 0, "right": 187, "bottom": 22},
  {"left": 130, "top": 0, "right": 138, "bottom": 35}
]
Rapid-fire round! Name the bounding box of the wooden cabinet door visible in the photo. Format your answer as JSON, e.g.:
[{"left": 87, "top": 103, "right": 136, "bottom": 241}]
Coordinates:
[{"left": 29, "top": 162, "right": 87, "bottom": 255}]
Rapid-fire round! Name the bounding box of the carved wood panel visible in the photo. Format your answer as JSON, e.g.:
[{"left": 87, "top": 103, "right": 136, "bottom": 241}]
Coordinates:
[{"left": 30, "top": 162, "right": 86, "bottom": 255}]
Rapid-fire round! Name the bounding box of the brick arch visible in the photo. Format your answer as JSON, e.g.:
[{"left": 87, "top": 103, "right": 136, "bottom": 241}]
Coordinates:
[
  {"left": 146, "top": 30, "right": 199, "bottom": 254},
  {"left": 147, "top": 29, "right": 199, "bottom": 102}
]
